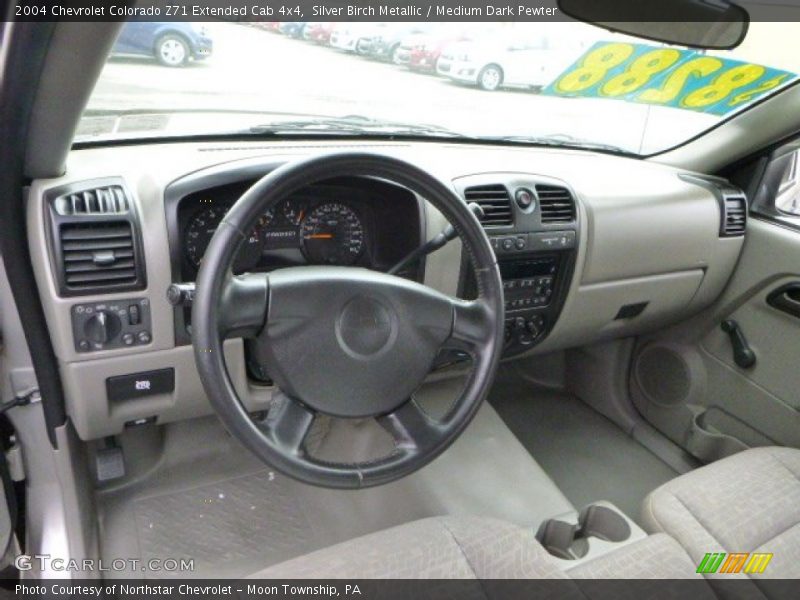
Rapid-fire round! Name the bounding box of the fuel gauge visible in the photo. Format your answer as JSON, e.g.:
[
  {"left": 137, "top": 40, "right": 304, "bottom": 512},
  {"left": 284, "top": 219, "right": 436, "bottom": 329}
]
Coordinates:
[{"left": 279, "top": 200, "right": 305, "bottom": 226}]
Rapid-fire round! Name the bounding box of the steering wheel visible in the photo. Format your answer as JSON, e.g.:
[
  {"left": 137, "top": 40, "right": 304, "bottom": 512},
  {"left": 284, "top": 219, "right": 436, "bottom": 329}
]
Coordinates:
[{"left": 192, "top": 152, "right": 504, "bottom": 489}]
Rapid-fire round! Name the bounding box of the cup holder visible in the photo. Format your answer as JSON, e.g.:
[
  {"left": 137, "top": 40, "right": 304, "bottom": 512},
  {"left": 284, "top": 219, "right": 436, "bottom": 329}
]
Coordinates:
[
  {"left": 578, "top": 505, "right": 631, "bottom": 542},
  {"left": 536, "top": 504, "right": 632, "bottom": 560},
  {"left": 535, "top": 519, "right": 589, "bottom": 559}
]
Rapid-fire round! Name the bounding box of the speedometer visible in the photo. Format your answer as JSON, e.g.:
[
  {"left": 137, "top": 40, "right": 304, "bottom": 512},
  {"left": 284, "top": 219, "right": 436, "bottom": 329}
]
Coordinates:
[{"left": 301, "top": 202, "right": 365, "bottom": 265}]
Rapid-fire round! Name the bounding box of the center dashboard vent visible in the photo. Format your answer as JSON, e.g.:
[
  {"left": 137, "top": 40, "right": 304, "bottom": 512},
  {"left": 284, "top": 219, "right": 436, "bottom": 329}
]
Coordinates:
[
  {"left": 720, "top": 193, "right": 747, "bottom": 237},
  {"left": 463, "top": 184, "right": 513, "bottom": 226},
  {"left": 48, "top": 181, "right": 146, "bottom": 296},
  {"left": 536, "top": 184, "right": 576, "bottom": 223}
]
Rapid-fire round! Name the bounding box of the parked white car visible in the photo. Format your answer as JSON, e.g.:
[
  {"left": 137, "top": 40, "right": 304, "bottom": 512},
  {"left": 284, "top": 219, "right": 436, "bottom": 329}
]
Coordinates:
[
  {"left": 329, "top": 23, "right": 387, "bottom": 54},
  {"left": 437, "top": 34, "right": 583, "bottom": 91}
]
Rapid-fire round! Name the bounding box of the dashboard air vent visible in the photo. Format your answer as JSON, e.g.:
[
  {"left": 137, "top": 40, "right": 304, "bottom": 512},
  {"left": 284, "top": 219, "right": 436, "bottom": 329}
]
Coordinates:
[
  {"left": 57, "top": 222, "right": 141, "bottom": 291},
  {"left": 53, "top": 185, "right": 129, "bottom": 215},
  {"left": 463, "top": 184, "right": 513, "bottom": 226},
  {"left": 536, "top": 184, "right": 576, "bottom": 223},
  {"left": 47, "top": 180, "right": 146, "bottom": 296},
  {"left": 720, "top": 194, "right": 747, "bottom": 237}
]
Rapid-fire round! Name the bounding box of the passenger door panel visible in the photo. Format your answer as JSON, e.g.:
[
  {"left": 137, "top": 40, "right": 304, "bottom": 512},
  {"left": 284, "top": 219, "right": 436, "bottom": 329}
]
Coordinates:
[
  {"left": 702, "top": 274, "right": 800, "bottom": 415},
  {"left": 632, "top": 217, "right": 800, "bottom": 460}
]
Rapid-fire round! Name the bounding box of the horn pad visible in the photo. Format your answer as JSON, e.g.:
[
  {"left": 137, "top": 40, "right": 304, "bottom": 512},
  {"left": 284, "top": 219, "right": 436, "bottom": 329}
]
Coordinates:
[{"left": 251, "top": 267, "right": 454, "bottom": 418}]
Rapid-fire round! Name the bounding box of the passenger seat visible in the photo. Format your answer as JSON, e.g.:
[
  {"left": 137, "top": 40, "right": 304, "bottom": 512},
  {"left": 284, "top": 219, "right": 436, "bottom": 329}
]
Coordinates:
[{"left": 643, "top": 446, "right": 800, "bottom": 581}]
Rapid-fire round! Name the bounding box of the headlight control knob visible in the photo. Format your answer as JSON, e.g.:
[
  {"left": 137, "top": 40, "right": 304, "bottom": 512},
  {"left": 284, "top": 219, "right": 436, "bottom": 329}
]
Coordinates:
[{"left": 83, "top": 310, "right": 121, "bottom": 345}]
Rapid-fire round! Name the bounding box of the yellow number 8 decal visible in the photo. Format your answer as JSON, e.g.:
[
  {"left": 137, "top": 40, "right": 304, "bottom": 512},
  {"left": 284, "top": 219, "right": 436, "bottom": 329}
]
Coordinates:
[
  {"left": 682, "top": 64, "right": 766, "bottom": 108},
  {"left": 637, "top": 57, "right": 723, "bottom": 104},
  {"left": 728, "top": 73, "right": 790, "bottom": 107},
  {"left": 600, "top": 49, "right": 681, "bottom": 97},
  {"left": 555, "top": 43, "right": 634, "bottom": 94}
]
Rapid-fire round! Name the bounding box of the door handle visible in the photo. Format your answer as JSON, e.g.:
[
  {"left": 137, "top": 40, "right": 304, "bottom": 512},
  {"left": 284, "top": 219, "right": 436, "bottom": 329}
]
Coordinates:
[
  {"left": 767, "top": 283, "right": 800, "bottom": 319},
  {"left": 721, "top": 320, "right": 756, "bottom": 369}
]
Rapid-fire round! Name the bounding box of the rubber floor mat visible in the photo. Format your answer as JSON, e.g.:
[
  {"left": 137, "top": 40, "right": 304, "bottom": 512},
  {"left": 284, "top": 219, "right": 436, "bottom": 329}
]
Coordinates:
[
  {"left": 132, "top": 470, "right": 318, "bottom": 578},
  {"left": 134, "top": 471, "right": 314, "bottom": 570}
]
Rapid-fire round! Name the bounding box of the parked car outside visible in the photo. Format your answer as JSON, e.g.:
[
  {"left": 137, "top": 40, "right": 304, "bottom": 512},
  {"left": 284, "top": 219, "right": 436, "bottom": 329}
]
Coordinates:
[
  {"left": 394, "top": 31, "right": 430, "bottom": 67},
  {"left": 252, "top": 22, "right": 281, "bottom": 33},
  {"left": 398, "top": 25, "right": 496, "bottom": 72},
  {"left": 436, "top": 32, "right": 583, "bottom": 91},
  {"left": 362, "top": 24, "right": 436, "bottom": 63},
  {"left": 279, "top": 22, "right": 307, "bottom": 39},
  {"left": 304, "top": 22, "right": 335, "bottom": 44},
  {"left": 329, "top": 23, "right": 388, "bottom": 55},
  {"left": 111, "top": 22, "right": 213, "bottom": 68}
]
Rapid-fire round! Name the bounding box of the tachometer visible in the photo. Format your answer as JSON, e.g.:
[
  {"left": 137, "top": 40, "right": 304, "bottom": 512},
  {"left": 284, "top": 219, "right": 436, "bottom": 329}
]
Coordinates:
[
  {"left": 301, "top": 202, "right": 365, "bottom": 265},
  {"left": 184, "top": 205, "right": 263, "bottom": 272}
]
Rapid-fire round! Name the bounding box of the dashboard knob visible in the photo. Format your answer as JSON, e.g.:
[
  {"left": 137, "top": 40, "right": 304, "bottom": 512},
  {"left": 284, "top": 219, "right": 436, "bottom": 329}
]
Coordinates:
[
  {"left": 83, "top": 311, "right": 121, "bottom": 345},
  {"left": 515, "top": 188, "right": 535, "bottom": 210},
  {"left": 167, "top": 283, "right": 196, "bottom": 307},
  {"left": 525, "top": 316, "right": 544, "bottom": 338}
]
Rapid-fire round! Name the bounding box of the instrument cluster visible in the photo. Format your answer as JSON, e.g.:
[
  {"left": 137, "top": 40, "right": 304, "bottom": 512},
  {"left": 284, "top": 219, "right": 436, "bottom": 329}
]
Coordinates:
[
  {"left": 176, "top": 179, "right": 422, "bottom": 281},
  {"left": 184, "top": 197, "right": 367, "bottom": 274}
]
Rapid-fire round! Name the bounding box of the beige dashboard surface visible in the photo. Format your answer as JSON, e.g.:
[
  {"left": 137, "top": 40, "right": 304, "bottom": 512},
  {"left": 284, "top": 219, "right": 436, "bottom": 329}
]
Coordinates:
[{"left": 26, "top": 140, "right": 742, "bottom": 439}]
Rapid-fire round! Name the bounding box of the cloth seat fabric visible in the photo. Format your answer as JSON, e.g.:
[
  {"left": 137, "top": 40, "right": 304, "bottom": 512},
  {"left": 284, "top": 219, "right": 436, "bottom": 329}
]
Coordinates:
[
  {"left": 642, "top": 446, "right": 800, "bottom": 582},
  {"left": 251, "top": 515, "right": 706, "bottom": 583}
]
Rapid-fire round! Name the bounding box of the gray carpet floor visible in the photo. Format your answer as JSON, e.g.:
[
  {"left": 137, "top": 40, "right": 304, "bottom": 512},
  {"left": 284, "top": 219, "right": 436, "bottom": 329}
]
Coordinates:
[{"left": 490, "top": 374, "right": 678, "bottom": 523}]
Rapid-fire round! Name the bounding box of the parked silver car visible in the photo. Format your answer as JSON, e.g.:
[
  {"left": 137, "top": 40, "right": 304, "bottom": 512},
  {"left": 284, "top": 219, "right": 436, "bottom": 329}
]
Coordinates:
[{"left": 438, "top": 33, "right": 583, "bottom": 91}]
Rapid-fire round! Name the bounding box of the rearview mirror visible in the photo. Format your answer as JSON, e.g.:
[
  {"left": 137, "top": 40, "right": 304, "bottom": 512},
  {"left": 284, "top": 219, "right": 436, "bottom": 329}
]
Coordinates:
[{"left": 557, "top": 0, "right": 749, "bottom": 49}]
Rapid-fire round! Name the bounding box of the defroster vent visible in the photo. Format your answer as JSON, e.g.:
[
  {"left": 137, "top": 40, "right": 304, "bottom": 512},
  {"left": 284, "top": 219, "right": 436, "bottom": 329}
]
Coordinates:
[
  {"left": 463, "top": 184, "right": 513, "bottom": 226},
  {"left": 53, "top": 185, "right": 129, "bottom": 215}
]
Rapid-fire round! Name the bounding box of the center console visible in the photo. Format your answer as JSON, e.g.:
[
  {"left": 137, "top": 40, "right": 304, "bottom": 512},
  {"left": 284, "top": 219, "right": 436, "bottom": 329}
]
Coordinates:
[
  {"left": 536, "top": 502, "right": 647, "bottom": 564},
  {"left": 455, "top": 175, "right": 578, "bottom": 357}
]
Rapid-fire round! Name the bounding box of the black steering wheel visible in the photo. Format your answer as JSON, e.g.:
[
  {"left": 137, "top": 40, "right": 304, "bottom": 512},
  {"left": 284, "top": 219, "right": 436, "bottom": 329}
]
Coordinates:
[{"left": 192, "top": 152, "right": 504, "bottom": 488}]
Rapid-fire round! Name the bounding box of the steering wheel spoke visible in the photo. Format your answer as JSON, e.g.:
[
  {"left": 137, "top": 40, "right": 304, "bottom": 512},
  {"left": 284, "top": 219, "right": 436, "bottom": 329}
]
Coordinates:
[
  {"left": 258, "top": 391, "right": 316, "bottom": 456},
  {"left": 377, "top": 398, "right": 443, "bottom": 454},
  {"left": 446, "top": 298, "right": 495, "bottom": 354},
  {"left": 218, "top": 273, "right": 269, "bottom": 339}
]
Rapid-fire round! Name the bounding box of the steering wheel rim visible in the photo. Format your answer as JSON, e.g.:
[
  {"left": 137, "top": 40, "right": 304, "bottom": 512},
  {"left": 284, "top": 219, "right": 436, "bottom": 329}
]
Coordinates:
[{"left": 192, "top": 152, "right": 504, "bottom": 489}]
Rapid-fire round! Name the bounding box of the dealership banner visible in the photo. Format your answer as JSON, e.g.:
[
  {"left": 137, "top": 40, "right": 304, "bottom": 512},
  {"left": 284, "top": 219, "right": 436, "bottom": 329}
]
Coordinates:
[
  {"left": 6, "top": 0, "right": 800, "bottom": 22},
  {"left": 543, "top": 41, "right": 798, "bottom": 115}
]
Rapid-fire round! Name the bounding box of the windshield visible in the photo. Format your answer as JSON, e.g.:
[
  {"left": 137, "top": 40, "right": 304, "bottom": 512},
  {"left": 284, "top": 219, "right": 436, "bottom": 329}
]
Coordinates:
[{"left": 78, "top": 21, "right": 799, "bottom": 155}]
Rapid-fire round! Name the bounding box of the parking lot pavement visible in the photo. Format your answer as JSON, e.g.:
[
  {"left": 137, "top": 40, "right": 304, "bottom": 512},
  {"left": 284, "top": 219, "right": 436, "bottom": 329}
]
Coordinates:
[{"left": 86, "top": 23, "right": 715, "bottom": 153}]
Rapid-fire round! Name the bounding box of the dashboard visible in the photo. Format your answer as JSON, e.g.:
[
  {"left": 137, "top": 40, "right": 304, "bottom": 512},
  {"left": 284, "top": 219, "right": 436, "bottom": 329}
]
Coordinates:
[{"left": 25, "top": 140, "right": 747, "bottom": 440}]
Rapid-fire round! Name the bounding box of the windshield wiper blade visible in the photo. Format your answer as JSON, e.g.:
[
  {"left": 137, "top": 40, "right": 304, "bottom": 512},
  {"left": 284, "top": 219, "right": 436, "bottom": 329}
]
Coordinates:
[
  {"left": 484, "top": 134, "right": 631, "bottom": 155},
  {"left": 248, "top": 115, "right": 468, "bottom": 138}
]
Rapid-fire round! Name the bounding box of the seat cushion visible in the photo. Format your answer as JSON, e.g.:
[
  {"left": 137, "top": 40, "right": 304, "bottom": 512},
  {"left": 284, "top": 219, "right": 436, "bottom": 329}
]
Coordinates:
[
  {"left": 250, "top": 515, "right": 569, "bottom": 579},
  {"left": 642, "top": 446, "right": 800, "bottom": 580},
  {"left": 567, "top": 533, "right": 710, "bottom": 581},
  {"left": 251, "top": 515, "right": 709, "bottom": 589}
]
